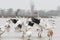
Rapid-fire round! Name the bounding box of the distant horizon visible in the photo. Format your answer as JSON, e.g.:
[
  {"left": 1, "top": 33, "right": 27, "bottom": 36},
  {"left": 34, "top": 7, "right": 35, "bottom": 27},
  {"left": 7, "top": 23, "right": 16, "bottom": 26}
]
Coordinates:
[
  {"left": 0, "top": 0, "right": 60, "bottom": 11},
  {"left": 0, "top": 7, "right": 59, "bottom": 11}
]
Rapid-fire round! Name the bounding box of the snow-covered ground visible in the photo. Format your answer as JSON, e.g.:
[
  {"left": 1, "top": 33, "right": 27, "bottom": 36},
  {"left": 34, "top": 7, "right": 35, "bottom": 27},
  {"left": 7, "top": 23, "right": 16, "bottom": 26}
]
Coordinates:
[{"left": 0, "top": 17, "right": 59, "bottom": 40}]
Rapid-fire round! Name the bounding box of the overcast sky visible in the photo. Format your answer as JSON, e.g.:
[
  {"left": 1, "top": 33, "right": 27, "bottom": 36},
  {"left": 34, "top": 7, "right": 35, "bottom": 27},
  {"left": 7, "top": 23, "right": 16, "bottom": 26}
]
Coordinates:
[{"left": 0, "top": 0, "right": 60, "bottom": 11}]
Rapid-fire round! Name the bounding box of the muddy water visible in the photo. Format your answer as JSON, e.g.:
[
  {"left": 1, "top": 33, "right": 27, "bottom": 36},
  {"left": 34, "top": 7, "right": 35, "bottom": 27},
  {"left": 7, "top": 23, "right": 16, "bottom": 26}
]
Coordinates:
[{"left": 0, "top": 18, "right": 59, "bottom": 40}]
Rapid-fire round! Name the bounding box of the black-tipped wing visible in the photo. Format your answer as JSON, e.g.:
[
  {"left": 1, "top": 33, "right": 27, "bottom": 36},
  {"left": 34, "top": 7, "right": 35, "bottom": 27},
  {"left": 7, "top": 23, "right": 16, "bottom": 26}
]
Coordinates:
[
  {"left": 11, "top": 19, "right": 18, "bottom": 24},
  {"left": 31, "top": 17, "right": 40, "bottom": 24},
  {"left": 28, "top": 21, "right": 34, "bottom": 26}
]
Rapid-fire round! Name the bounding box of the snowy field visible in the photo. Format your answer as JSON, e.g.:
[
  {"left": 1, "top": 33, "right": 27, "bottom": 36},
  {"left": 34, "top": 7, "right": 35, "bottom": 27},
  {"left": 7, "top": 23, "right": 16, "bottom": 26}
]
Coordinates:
[{"left": 0, "top": 17, "right": 60, "bottom": 40}]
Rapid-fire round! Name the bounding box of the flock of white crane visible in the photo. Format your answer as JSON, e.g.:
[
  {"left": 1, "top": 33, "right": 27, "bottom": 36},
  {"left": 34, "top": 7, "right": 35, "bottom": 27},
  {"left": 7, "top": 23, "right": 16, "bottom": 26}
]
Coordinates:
[{"left": 0, "top": 17, "right": 55, "bottom": 40}]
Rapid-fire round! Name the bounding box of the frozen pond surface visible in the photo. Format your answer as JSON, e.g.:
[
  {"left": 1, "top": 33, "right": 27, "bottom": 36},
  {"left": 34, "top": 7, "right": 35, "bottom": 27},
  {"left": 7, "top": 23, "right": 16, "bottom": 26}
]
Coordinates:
[{"left": 0, "top": 17, "right": 60, "bottom": 40}]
